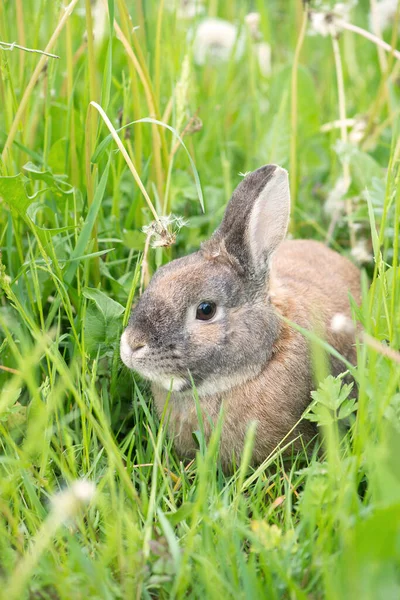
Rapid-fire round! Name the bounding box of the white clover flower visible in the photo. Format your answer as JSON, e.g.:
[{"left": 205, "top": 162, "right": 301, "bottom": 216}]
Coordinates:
[
  {"left": 324, "top": 177, "right": 347, "bottom": 216},
  {"left": 51, "top": 479, "right": 96, "bottom": 522},
  {"left": 245, "top": 12, "right": 262, "bottom": 41},
  {"left": 255, "top": 42, "right": 271, "bottom": 76},
  {"left": 330, "top": 313, "right": 356, "bottom": 334},
  {"left": 351, "top": 239, "right": 373, "bottom": 265},
  {"left": 349, "top": 115, "right": 367, "bottom": 145},
  {"left": 369, "top": 0, "right": 399, "bottom": 33},
  {"left": 192, "top": 18, "right": 244, "bottom": 65}
]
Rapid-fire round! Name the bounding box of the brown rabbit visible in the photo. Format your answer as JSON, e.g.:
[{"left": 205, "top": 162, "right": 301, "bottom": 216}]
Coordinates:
[{"left": 120, "top": 165, "right": 361, "bottom": 469}]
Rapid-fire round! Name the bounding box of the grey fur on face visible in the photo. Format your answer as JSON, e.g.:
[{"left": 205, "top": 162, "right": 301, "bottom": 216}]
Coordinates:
[{"left": 124, "top": 249, "right": 280, "bottom": 391}]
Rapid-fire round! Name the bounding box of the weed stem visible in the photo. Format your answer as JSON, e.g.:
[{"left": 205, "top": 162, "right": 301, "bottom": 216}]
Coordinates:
[{"left": 0, "top": 40, "right": 59, "bottom": 59}]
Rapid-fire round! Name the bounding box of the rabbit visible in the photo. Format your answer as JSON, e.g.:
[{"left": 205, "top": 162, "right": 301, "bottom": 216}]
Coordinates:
[{"left": 120, "top": 165, "right": 361, "bottom": 470}]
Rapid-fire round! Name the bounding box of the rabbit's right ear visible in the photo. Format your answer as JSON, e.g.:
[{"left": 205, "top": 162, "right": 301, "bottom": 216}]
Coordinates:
[{"left": 205, "top": 165, "right": 290, "bottom": 282}]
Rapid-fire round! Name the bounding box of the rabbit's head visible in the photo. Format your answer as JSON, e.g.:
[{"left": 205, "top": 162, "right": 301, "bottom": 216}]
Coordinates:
[{"left": 121, "top": 165, "right": 290, "bottom": 396}]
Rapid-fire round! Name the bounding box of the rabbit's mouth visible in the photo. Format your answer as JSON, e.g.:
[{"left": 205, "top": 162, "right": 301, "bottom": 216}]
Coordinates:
[
  {"left": 120, "top": 330, "right": 189, "bottom": 391},
  {"left": 134, "top": 366, "right": 190, "bottom": 393},
  {"left": 150, "top": 374, "right": 189, "bottom": 392}
]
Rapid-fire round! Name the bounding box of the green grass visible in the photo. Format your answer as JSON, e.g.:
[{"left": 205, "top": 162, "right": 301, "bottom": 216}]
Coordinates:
[{"left": 0, "top": 0, "right": 400, "bottom": 598}]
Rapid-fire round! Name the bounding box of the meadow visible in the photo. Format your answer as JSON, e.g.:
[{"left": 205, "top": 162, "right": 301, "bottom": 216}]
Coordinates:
[{"left": 0, "top": 0, "right": 400, "bottom": 598}]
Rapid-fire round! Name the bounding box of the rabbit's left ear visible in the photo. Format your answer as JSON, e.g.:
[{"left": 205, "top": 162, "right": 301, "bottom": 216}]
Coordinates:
[{"left": 208, "top": 165, "right": 290, "bottom": 279}]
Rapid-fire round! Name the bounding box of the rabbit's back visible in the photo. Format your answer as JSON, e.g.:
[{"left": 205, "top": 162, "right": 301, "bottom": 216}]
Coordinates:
[
  {"left": 271, "top": 239, "right": 361, "bottom": 313},
  {"left": 271, "top": 239, "right": 361, "bottom": 362},
  {"left": 270, "top": 240, "right": 361, "bottom": 375}
]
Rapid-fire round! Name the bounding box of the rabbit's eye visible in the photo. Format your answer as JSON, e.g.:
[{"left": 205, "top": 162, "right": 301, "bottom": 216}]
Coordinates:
[{"left": 196, "top": 301, "right": 217, "bottom": 321}]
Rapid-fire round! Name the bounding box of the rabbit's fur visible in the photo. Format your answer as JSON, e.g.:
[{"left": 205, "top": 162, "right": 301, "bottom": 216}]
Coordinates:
[{"left": 121, "top": 165, "right": 361, "bottom": 469}]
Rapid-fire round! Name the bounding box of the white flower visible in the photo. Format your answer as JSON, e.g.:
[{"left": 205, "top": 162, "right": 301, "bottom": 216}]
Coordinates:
[
  {"left": 334, "top": 2, "right": 356, "bottom": 22},
  {"left": 309, "top": 2, "right": 355, "bottom": 37},
  {"left": 324, "top": 177, "right": 347, "bottom": 216},
  {"left": 309, "top": 10, "right": 333, "bottom": 37},
  {"left": 330, "top": 313, "right": 356, "bottom": 334},
  {"left": 255, "top": 42, "right": 271, "bottom": 76},
  {"left": 244, "top": 13, "right": 271, "bottom": 75},
  {"left": 91, "top": 0, "right": 108, "bottom": 45},
  {"left": 351, "top": 239, "right": 373, "bottom": 264},
  {"left": 51, "top": 479, "right": 96, "bottom": 522},
  {"left": 349, "top": 115, "right": 367, "bottom": 145},
  {"left": 369, "top": 0, "right": 399, "bottom": 33},
  {"left": 142, "top": 214, "right": 187, "bottom": 248},
  {"left": 71, "top": 480, "right": 96, "bottom": 502},
  {"left": 166, "top": 0, "right": 205, "bottom": 19},
  {"left": 245, "top": 12, "right": 262, "bottom": 41},
  {"left": 192, "top": 18, "right": 244, "bottom": 65}
]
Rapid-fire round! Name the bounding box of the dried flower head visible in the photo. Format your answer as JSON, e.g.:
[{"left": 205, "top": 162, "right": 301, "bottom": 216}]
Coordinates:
[
  {"left": 142, "top": 214, "right": 187, "bottom": 248},
  {"left": 309, "top": 2, "right": 356, "bottom": 37},
  {"left": 186, "top": 115, "right": 203, "bottom": 134}
]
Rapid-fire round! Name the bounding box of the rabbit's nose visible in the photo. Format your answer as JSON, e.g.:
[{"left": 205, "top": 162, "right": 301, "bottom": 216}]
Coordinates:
[
  {"left": 131, "top": 341, "right": 145, "bottom": 352},
  {"left": 125, "top": 329, "right": 147, "bottom": 352},
  {"left": 120, "top": 329, "right": 147, "bottom": 367}
]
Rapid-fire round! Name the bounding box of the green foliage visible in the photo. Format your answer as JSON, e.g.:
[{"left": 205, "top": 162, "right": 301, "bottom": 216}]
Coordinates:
[
  {"left": 0, "top": 0, "right": 400, "bottom": 598},
  {"left": 0, "top": 173, "right": 34, "bottom": 216},
  {"left": 83, "top": 287, "right": 124, "bottom": 356},
  {"left": 308, "top": 375, "right": 357, "bottom": 426}
]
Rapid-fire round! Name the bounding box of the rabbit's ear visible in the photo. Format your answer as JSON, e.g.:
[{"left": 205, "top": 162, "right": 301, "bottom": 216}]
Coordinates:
[{"left": 211, "top": 165, "right": 290, "bottom": 279}]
